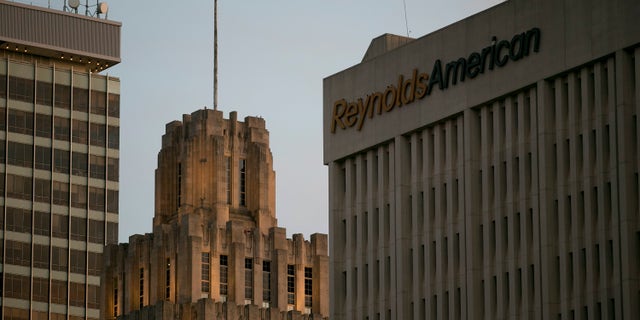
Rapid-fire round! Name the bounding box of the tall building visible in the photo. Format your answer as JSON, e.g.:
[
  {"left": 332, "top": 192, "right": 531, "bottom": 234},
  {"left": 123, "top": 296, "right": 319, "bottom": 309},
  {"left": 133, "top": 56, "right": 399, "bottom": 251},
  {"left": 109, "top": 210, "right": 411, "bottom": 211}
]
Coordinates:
[
  {"left": 102, "top": 109, "right": 329, "bottom": 320},
  {"left": 324, "top": 0, "right": 639, "bottom": 319},
  {"left": 0, "top": 1, "right": 121, "bottom": 319}
]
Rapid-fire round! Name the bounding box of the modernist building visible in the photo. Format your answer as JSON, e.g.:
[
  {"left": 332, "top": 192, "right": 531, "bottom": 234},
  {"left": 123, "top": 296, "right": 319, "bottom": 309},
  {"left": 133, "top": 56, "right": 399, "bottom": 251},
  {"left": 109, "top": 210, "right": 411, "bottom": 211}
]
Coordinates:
[
  {"left": 102, "top": 109, "right": 329, "bottom": 320},
  {"left": 0, "top": 1, "right": 121, "bottom": 320},
  {"left": 324, "top": 0, "right": 640, "bottom": 319}
]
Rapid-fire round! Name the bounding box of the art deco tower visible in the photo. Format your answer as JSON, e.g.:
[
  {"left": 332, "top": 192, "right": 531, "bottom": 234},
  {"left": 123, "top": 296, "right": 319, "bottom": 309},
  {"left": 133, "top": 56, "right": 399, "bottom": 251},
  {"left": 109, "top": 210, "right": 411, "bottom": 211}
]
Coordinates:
[{"left": 103, "top": 109, "right": 328, "bottom": 320}]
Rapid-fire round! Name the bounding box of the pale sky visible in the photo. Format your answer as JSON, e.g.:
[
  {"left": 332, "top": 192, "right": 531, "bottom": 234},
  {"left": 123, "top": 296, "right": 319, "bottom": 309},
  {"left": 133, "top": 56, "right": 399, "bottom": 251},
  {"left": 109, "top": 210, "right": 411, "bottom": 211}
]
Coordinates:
[{"left": 23, "top": 0, "right": 504, "bottom": 242}]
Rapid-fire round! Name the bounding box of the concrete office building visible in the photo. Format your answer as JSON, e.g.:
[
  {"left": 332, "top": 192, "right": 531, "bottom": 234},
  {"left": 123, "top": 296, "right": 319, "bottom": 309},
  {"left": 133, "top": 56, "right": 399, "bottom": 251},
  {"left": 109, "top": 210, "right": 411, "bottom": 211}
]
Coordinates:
[
  {"left": 0, "top": 1, "right": 121, "bottom": 319},
  {"left": 102, "top": 109, "right": 329, "bottom": 320},
  {"left": 324, "top": 0, "right": 639, "bottom": 319}
]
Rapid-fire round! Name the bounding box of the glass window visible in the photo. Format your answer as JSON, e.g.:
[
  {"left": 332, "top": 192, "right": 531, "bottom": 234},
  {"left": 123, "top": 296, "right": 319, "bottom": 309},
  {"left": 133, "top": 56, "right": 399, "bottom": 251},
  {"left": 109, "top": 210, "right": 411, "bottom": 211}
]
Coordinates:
[
  {"left": 89, "top": 187, "right": 105, "bottom": 211},
  {"left": 0, "top": 108, "right": 5, "bottom": 131},
  {"left": 70, "top": 184, "right": 87, "bottom": 208},
  {"left": 33, "top": 277, "right": 49, "bottom": 302},
  {"left": 33, "top": 244, "right": 50, "bottom": 269},
  {"left": 6, "top": 207, "right": 31, "bottom": 233},
  {"left": 108, "top": 93, "right": 120, "bottom": 118},
  {"left": 54, "top": 149, "right": 69, "bottom": 173},
  {"left": 52, "top": 181, "right": 69, "bottom": 206},
  {"left": 9, "top": 76, "right": 34, "bottom": 102},
  {"left": 304, "top": 267, "right": 312, "bottom": 308},
  {"left": 54, "top": 116, "right": 70, "bottom": 141},
  {"left": 88, "top": 251, "right": 102, "bottom": 276},
  {"left": 35, "top": 145, "right": 51, "bottom": 170},
  {"left": 201, "top": 252, "right": 210, "bottom": 293},
  {"left": 220, "top": 255, "right": 228, "bottom": 297},
  {"left": 70, "top": 249, "right": 86, "bottom": 274},
  {"left": 139, "top": 268, "right": 145, "bottom": 308},
  {"left": 0, "top": 75, "right": 6, "bottom": 97},
  {"left": 54, "top": 84, "right": 71, "bottom": 110},
  {"left": 7, "top": 141, "right": 33, "bottom": 167},
  {"left": 245, "top": 258, "right": 253, "bottom": 301},
  {"left": 87, "top": 284, "right": 100, "bottom": 309},
  {"left": 0, "top": 139, "right": 4, "bottom": 163},
  {"left": 36, "top": 81, "right": 53, "bottom": 106},
  {"left": 6, "top": 174, "right": 32, "bottom": 200},
  {"left": 107, "top": 222, "right": 118, "bottom": 244},
  {"left": 34, "top": 178, "right": 51, "bottom": 203},
  {"left": 108, "top": 125, "right": 119, "bottom": 149},
  {"left": 263, "top": 261, "right": 271, "bottom": 305},
  {"left": 107, "top": 157, "right": 118, "bottom": 181},
  {"left": 51, "top": 279, "right": 67, "bottom": 304},
  {"left": 90, "top": 90, "right": 106, "bottom": 116},
  {"left": 72, "top": 151, "right": 88, "bottom": 176},
  {"left": 90, "top": 155, "right": 106, "bottom": 179},
  {"left": 88, "top": 218, "right": 104, "bottom": 243},
  {"left": 107, "top": 189, "right": 119, "bottom": 213},
  {"left": 70, "top": 216, "right": 86, "bottom": 241},
  {"left": 8, "top": 109, "right": 34, "bottom": 135},
  {"left": 36, "top": 113, "right": 52, "bottom": 138},
  {"left": 72, "top": 119, "right": 88, "bottom": 144},
  {"left": 5, "top": 273, "right": 31, "bottom": 300},
  {"left": 239, "top": 159, "right": 246, "bottom": 206},
  {"left": 287, "top": 265, "right": 295, "bottom": 305},
  {"left": 72, "top": 87, "right": 88, "bottom": 112},
  {"left": 51, "top": 247, "right": 68, "bottom": 271},
  {"left": 69, "top": 281, "right": 85, "bottom": 307},
  {"left": 90, "top": 122, "right": 106, "bottom": 147},
  {"left": 6, "top": 240, "right": 31, "bottom": 266},
  {"left": 52, "top": 214, "right": 69, "bottom": 238},
  {"left": 34, "top": 211, "right": 50, "bottom": 236}
]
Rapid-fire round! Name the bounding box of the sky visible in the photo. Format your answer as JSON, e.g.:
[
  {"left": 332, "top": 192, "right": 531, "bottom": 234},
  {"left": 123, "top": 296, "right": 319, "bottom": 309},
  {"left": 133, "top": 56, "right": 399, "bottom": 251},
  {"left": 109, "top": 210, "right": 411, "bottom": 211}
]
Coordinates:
[{"left": 23, "top": 0, "right": 504, "bottom": 242}]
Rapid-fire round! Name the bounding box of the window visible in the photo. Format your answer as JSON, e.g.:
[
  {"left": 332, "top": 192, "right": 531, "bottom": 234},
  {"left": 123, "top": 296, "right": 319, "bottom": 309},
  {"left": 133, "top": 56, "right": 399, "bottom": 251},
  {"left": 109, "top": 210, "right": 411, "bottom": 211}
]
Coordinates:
[
  {"left": 33, "top": 277, "right": 49, "bottom": 302},
  {"left": 245, "top": 258, "right": 253, "bottom": 302},
  {"left": 35, "top": 113, "right": 52, "bottom": 138},
  {"left": 34, "top": 211, "right": 50, "bottom": 236},
  {"left": 90, "top": 155, "right": 106, "bottom": 179},
  {"left": 263, "top": 260, "right": 271, "bottom": 307},
  {"left": 113, "top": 278, "right": 119, "bottom": 316},
  {"left": 8, "top": 109, "right": 34, "bottom": 135},
  {"left": 304, "top": 267, "right": 313, "bottom": 309},
  {"left": 287, "top": 265, "right": 295, "bottom": 305},
  {"left": 88, "top": 219, "right": 104, "bottom": 244},
  {"left": 70, "top": 216, "right": 86, "bottom": 241},
  {"left": 108, "top": 93, "right": 120, "bottom": 118},
  {"left": 6, "top": 174, "right": 32, "bottom": 200},
  {"left": 72, "top": 87, "right": 88, "bottom": 112},
  {"left": 220, "top": 255, "right": 228, "bottom": 299},
  {"left": 54, "top": 149, "right": 69, "bottom": 173},
  {"left": 108, "top": 125, "right": 119, "bottom": 149},
  {"left": 165, "top": 258, "right": 171, "bottom": 300},
  {"left": 54, "top": 84, "right": 71, "bottom": 109},
  {"left": 36, "top": 80, "right": 53, "bottom": 106},
  {"left": 8, "top": 76, "right": 34, "bottom": 102},
  {"left": 52, "top": 181, "right": 69, "bottom": 206},
  {"left": 70, "top": 249, "right": 86, "bottom": 274},
  {"left": 72, "top": 119, "right": 88, "bottom": 144},
  {"left": 139, "top": 267, "right": 145, "bottom": 308},
  {"left": 239, "top": 159, "right": 246, "bottom": 206},
  {"left": 202, "top": 253, "right": 210, "bottom": 293},
  {"left": 6, "top": 240, "right": 31, "bottom": 266},
  {"left": 89, "top": 187, "right": 105, "bottom": 211},
  {"left": 34, "top": 178, "right": 51, "bottom": 203},
  {"left": 51, "top": 247, "right": 68, "bottom": 271},
  {"left": 177, "top": 163, "right": 182, "bottom": 209},
  {"left": 107, "top": 157, "right": 119, "bottom": 181},
  {"left": 5, "top": 273, "right": 30, "bottom": 300},
  {"left": 54, "top": 117, "right": 70, "bottom": 141},
  {"left": 90, "top": 122, "right": 106, "bottom": 147},
  {"left": 70, "top": 184, "right": 87, "bottom": 208},
  {"left": 51, "top": 279, "right": 67, "bottom": 304},
  {"left": 33, "top": 244, "right": 49, "bottom": 269},
  {"left": 88, "top": 251, "right": 102, "bottom": 276},
  {"left": 35, "top": 145, "right": 51, "bottom": 170},
  {"left": 226, "top": 156, "right": 231, "bottom": 204},
  {"left": 107, "top": 222, "right": 118, "bottom": 244},
  {"left": 107, "top": 189, "right": 119, "bottom": 213},
  {"left": 6, "top": 207, "right": 31, "bottom": 233},
  {"left": 87, "top": 284, "right": 100, "bottom": 309},
  {"left": 69, "top": 281, "right": 85, "bottom": 307},
  {"left": 52, "top": 214, "right": 69, "bottom": 238},
  {"left": 72, "top": 151, "right": 88, "bottom": 176},
  {"left": 90, "top": 90, "right": 106, "bottom": 115},
  {"left": 7, "top": 141, "right": 32, "bottom": 167}
]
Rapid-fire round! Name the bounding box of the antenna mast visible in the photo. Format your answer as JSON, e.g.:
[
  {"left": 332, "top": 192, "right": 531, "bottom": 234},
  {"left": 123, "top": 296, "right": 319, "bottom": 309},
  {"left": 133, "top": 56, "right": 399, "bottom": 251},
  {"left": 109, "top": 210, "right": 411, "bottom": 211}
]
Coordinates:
[{"left": 213, "top": 0, "right": 218, "bottom": 110}]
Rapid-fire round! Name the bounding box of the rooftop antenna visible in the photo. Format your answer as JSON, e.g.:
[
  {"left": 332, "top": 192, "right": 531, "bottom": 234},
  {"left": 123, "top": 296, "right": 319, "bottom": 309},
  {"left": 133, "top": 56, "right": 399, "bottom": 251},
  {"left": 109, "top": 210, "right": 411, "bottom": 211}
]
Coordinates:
[
  {"left": 213, "top": 0, "right": 218, "bottom": 111},
  {"left": 402, "top": 0, "right": 410, "bottom": 37}
]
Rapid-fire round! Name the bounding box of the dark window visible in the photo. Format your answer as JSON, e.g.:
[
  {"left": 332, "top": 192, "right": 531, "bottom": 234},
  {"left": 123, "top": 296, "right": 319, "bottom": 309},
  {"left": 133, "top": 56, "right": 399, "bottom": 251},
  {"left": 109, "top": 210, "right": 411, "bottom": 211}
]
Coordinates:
[
  {"left": 107, "top": 189, "right": 119, "bottom": 213},
  {"left": 54, "top": 116, "right": 70, "bottom": 141},
  {"left": 35, "top": 145, "right": 51, "bottom": 170},
  {"left": 90, "top": 90, "right": 107, "bottom": 116},
  {"left": 51, "top": 279, "right": 67, "bottom": 304},
  {"left": 108, "top": 93, "right": 120, "bottom": 118},
  {"left": 88, "top": 218, "right": 104, "bottom": 244},
  {"left": 6, "top": 240, "right": 31, "bottom": 266},
  {"left": 0, "top": 75, "right": 6, "bottom": 97},
  {"left": 287, "top": 265, "right": 295, "bottom": 305},
  {"left": 35, "top": 113, "right": 52, "bottom": 138},
  {"left": 139, "top": 268, "right": 145, "bottom": 307},
  {"left": 52, "top": 181, "right": 69, "bottom": 206},
  {"left": 239, "top": 159, "right": 246, "bottom": 206},
  {"left": 166, "top": 258, "right": 171, "bottom": 299},
  {"left": 88, "top": 251, "right": 102, "bottom": 276},
  {"left": 90, "top": 122, "right": 106, "bottom": 147},
  {"left": 70, "top": 249, "right": 86, "bottom": 274},
  {"left": 0, "top": 107, "right": 5, "bottom": 130},
  {"left": 107, "top": 222, "right": 118, "bottom": 244},
  {"left": 5, "top": 273, "right": 30, "bottom": 299},
  {"left": 107, "top": 157, "right": 118, "bottom": 181},
  {"left": 263, "top": 261, "right": 271, "bottom": 304},
  {"left": 72, "top": 119, "right": 88, "bottom": 144},
  {"left": 108, "top": 125, "right": 119, "bottom": 149},
  {"left": 6, "top": 174, "right": 32, "bottom": 200},
  {"left": 0, "top": 139, "right": 4, "bottom": 162},
  {"left": 220, "top": 255, "right": 228, "bottom": 297},
  {"left": 69, "top": 281, "right": 85, "bottom": 307},
  {"left": 8, "top": 109, "right": 34, "bottom": 135},
  {"left": 7, "top": 141, "right": 32, "bottom": 167},
  {"left": 36, "top": 81, "right": 53, "bottom": 105},
  {"left": 72, "top": 151, "right": 88, "bottom": 177},
  {"left": 72, "top": 87, "right": 89, "bottom": 112},
  {"left": 51, "top": 247, "right": 68, "bottom": 271},
  {"left": 87, "top": 284, "right": 100, "bottom": 309},
  {"left": 54, "top": 84, "right": 71, "bottom": 109},
  {"left": 70, "top": 184, "right": 86, "bottom": 208},
  {"left": 34, "top": 178, "right": 51, "bottom": 203},
  {"left": 304, "top": 267, "right": 313, "bottom": 307},
  {"left": 6, "top": 207, "right": 31, "bottom": 232},
  {"left": 33, "top": 244, "right": 50, "bottom": 269},
  {"left": 245, "top": 258, "right": 253, "bottom": 300},
  {"left": 201, "top": 252, "right": 210, "bottom": 293},
  {"left": 8, "top": 76, "right": 34, "bottom": 102},
  {"left": 34, "top": 211, "right": 50, "bottom": 236},
  {"left": 89, "top": 187, "right": 105, "bottom": 211},
  {"left": 52, "top": 214, "right": 68, "bottom": 238},
  {"left": 70, "top": 216, "right": 86, "bottom": 241},
  {"left": 53, "top": 149, "right": 69, "bottom": 173},
  {"left": 33, "top": 277, "right": 49, "bottom": 302},
  {"left": 90, "top": 155, "right": 106, "bottom": 179}
]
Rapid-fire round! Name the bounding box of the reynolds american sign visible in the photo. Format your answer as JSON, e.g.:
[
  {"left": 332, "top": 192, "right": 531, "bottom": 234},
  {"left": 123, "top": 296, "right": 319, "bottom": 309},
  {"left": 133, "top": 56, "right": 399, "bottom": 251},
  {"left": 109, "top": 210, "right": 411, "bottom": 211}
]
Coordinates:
[{"left": 330, "top": 27, "right": 541, "bottom": 133}]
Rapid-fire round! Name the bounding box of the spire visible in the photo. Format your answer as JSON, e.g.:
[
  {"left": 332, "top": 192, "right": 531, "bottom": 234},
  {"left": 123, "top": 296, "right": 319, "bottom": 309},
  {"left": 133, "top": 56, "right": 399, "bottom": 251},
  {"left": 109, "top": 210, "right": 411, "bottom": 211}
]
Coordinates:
[{"left": 213, "top": 0, "right": 218, "bottom": 110}]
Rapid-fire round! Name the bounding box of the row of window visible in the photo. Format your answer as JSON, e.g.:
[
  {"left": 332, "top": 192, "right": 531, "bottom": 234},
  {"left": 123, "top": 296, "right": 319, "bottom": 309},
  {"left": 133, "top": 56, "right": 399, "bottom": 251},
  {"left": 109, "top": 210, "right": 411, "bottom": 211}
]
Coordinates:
[
  {"left": 0, "top": 207, "right": 117, "bottom": 243},
  {"left": 0, "top": 109, "right": 119, "bottom": 149},
  {"left": 0, "top": 140, "right": 119, "bottom": 181},
  {"left": 1, "top": 240, "right": 104, "bottom": 275},
  {"left": 0, "top": 174, "right": 119, "bottom": 213},
  {"left": 4, "top": 307, "right": 98, "bottom": 320},
  {"left": 0, "top": 76, "right": 120, "bottom": 118},
  {"left": 1, "top": 272, "right": 100, "bottom": 308}
]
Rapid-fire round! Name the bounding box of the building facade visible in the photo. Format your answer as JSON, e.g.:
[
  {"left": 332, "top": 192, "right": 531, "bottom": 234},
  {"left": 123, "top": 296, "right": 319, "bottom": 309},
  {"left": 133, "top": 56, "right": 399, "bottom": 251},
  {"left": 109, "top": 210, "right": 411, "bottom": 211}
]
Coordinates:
[
  {"left": 0, "top": 1, "right": 121, "bottom": 319},
  {"left": 102, "top": 109, "right": 329, "bottom": 320},
  {"left": 323, "top": 0, "right": 640, "bottom": 319}
]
